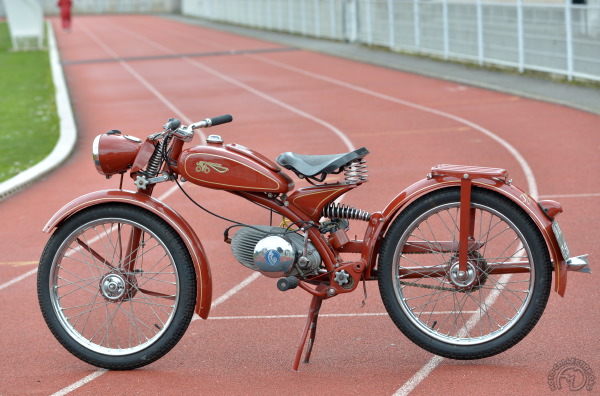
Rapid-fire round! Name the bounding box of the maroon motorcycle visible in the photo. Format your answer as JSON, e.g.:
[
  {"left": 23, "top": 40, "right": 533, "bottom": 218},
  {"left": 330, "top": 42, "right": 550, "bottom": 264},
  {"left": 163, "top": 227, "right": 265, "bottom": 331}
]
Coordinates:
[{"left": 37, "top": 115, "right": 589, "bottom": 370}]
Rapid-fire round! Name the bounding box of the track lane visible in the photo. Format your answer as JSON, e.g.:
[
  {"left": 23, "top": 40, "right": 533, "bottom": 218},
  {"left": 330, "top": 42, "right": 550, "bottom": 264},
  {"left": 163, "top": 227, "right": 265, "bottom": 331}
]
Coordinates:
[{"left": 2, "top": 14, "right": 590, "bottom": 394}]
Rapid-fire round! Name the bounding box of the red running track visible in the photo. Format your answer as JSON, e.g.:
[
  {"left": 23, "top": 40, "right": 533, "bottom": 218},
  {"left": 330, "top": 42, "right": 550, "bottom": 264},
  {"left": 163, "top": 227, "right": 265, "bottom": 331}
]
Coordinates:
[{"left": 0, "top": 15, "right": 598, "bottom": 396}]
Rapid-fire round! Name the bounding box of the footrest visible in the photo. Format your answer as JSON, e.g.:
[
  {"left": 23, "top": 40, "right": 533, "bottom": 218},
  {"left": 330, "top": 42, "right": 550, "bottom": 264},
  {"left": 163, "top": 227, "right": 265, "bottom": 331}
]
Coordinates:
[{"left": 566, "top": 255, "right": 591, "bottom": 273}]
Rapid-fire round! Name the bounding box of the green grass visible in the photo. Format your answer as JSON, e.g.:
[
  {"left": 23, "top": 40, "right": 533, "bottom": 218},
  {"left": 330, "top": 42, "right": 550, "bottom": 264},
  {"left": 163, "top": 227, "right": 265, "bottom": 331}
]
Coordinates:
[{"left": 0, "top": 22, "right": 60, "bottom": 183}]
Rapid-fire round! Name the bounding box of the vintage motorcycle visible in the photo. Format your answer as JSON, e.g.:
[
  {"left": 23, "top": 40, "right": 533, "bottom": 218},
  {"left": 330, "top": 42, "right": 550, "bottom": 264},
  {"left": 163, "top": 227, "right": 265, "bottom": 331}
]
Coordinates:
[{"left": 38, "top": 115, "right": 590, "bottom": 370}]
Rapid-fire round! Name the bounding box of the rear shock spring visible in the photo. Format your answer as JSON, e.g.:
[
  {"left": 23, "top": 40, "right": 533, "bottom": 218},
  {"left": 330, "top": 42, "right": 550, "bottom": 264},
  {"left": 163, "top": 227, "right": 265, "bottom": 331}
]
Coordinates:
[{"left": 322, "top": 203, "right": 371, "bottom": 221}]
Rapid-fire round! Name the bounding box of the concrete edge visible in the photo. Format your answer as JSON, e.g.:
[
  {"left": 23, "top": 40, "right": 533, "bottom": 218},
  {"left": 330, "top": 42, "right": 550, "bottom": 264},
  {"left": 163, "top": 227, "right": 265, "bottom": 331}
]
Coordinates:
[{"left": 0, "top": 20, "right": 77, "bottom": 202}]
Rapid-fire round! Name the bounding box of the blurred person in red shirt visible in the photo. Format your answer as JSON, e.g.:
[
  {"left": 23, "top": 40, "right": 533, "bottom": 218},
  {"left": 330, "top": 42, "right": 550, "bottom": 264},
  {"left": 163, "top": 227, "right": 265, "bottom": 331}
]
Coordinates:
[{"left": 57, "top": 0, "right": 72, "bottom": 31}]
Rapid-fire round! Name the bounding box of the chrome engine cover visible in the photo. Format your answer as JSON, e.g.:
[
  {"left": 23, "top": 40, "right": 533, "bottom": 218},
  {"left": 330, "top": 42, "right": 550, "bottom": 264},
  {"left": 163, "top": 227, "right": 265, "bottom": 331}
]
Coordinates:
[
  {"left": 231, "top": 225, "right": 321, "bottom": 278},
  {"left": 253, "top": 235, "right": 295, "bottom": 277}
]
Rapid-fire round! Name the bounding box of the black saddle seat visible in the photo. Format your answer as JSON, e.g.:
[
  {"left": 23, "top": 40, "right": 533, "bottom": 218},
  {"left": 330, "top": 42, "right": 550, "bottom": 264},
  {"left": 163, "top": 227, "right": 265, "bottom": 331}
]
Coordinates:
[{"left": 276, "top": 147, "right": 369, "bottom": 178}]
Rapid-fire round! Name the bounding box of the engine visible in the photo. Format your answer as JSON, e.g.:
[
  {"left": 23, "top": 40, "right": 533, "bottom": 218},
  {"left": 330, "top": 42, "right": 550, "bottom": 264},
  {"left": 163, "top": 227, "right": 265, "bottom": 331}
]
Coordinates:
[{"left": 231, "top": 225, "right": 321, "bottom": 278}]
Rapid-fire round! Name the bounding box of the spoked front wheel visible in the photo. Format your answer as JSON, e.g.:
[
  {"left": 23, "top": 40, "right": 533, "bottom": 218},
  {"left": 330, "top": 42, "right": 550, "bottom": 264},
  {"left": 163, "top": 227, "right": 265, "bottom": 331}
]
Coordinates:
[
  {"left": 378, "top": 187, "right": 551, "bottom": 359},
  {"left": 37, "top": 204, "right": 197, "bottom": 369}
]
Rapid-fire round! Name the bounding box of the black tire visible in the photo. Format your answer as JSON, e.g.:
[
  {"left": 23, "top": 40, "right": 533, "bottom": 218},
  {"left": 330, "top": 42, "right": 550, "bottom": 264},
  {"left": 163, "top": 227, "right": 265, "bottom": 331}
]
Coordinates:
[
  {"left": 38, "top": 204, "right": 197, "bottom": 370},
  {"left": 378, "top": 187, "right": 551, "bottom": 359}
]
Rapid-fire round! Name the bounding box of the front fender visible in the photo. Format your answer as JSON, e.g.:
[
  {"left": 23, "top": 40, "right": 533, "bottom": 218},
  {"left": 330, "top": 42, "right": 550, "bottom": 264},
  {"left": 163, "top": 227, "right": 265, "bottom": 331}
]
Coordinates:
[
  {"left": 43, "top": 189, "right": 213, "bottom": 318},
  {"left": 373, "top": 173, "right": 567, "bottom": 295}
]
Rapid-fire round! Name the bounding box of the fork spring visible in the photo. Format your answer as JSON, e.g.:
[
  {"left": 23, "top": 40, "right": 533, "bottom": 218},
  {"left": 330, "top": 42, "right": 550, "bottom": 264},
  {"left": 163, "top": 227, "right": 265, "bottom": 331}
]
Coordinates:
[{"left": 145, "top": 140, "right": 165, "bottom": 177}]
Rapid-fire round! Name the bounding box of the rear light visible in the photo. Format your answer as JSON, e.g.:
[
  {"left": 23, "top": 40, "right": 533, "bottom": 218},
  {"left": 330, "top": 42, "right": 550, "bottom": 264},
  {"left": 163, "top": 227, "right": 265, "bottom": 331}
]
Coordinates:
[
  {"left": 92, "top": 131, "right": 142, "bottom": 176},
  {"left": 538, "top": 200, "right": 563, "bottom": 220}
]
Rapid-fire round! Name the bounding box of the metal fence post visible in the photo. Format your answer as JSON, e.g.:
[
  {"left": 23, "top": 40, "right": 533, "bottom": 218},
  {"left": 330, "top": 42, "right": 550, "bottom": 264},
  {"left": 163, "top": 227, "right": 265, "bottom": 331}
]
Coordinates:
[
  {"left": 414, "top": 0, "right": 420, "bottom": 50},
  {"left": 302, "top": 0, "right": 308, "bottom": 35},
  {"left": 565, "top": 0, "right": 574, "bottom": 80},
  {"left": 517, "top": 0, "right": 524, "bottom": 73},
  {"left": 365, "top": 0, "right": 373, "bottom": 45},
  {"left": 477, "top": 0, "right": 484, "bottom": 66},
  {"left": 443, "top": 0, "right": 449, "bottom": 59},
  {"left": 330, "top": 0, "right": 336, "bottom": 38},
  {"left": 388, "top": 0, "right": 395, "bottom": 49},
  {"left": 278, "top": 0, "right": 283, "bottom": 31},
  {"left": 287, "top": 0, "right": 294, "bottom": 33},
  {"left": 313, "top": 0, "right": 321, "bottom": 37}
]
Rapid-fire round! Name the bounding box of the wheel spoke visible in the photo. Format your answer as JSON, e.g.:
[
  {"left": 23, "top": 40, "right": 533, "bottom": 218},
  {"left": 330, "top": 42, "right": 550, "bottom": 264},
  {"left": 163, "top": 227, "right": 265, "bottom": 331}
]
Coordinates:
[{"left": 76, "top": 238, "right": 111, "bottom": 268}]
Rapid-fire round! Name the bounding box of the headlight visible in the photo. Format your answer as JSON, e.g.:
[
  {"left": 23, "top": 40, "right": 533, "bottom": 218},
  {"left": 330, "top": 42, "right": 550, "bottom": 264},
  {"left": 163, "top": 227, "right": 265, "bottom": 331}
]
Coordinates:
[{"left": 92, "top": 132, "right": 142, "bottom": 176}]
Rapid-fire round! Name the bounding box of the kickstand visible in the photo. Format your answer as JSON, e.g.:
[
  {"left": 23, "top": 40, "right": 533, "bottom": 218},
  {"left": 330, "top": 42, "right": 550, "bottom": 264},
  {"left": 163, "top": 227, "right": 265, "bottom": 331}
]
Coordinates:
[{"left": 292, "top": 293, "right": 323, "bottom": 371}]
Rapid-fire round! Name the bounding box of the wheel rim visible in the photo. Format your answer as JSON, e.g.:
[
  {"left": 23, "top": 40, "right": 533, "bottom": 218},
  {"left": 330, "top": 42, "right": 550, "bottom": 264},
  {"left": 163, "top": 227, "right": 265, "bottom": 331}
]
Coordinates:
[
  {"left": 392, "top": 202, "right": 535, "bottom": 346},
  {"left": 49, "top": 218, "right": 180, "bottom": 356}
]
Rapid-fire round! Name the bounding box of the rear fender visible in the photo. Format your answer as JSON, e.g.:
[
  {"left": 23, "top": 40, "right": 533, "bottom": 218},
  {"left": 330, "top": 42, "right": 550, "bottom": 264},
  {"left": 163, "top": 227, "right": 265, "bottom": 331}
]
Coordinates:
[
  {"left": 370, "top": 169, "right": 567, "bottom": 295},
  {"left": 43, "top": 189, "right": 213, "bottom": 318}
]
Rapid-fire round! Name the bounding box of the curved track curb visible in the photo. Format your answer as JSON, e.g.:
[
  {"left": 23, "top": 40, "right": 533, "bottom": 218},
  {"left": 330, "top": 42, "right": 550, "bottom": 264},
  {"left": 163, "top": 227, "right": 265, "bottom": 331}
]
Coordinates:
[{"left": 0, "top": 21, "right": 77, "bottom": 202}]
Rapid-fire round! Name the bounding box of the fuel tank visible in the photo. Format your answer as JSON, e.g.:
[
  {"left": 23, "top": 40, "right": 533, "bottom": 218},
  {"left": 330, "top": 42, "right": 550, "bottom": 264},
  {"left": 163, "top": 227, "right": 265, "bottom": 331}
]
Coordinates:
[{"left": 176, "top": 138, "right": 294, "bottom": 193}]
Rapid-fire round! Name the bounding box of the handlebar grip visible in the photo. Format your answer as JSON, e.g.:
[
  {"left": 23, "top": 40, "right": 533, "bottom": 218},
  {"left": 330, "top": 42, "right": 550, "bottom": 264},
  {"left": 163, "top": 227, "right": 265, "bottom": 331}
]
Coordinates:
[
  {"left": 166, "top": 118, "right": 181, "bottom": 131},
  {"left": 209, "top": 114, "right": 233, "bottom": 126}
]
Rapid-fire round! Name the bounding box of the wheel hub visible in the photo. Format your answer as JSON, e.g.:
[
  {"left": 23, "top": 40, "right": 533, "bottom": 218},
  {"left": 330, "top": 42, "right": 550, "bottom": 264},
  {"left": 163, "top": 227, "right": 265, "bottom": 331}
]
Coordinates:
[
  {"left": 99, "top": 273, "right": 137, "bottom": 302},
  {"left": 449, "top": 261, "right": 478, "bottom": 288},
  {"left": 100, "top": 274, "right": 126, "bottom": 301}
]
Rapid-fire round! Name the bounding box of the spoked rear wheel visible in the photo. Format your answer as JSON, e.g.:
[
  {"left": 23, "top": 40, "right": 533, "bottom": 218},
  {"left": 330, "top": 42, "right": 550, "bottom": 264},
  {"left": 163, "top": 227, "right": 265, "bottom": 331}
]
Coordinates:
[
  {"left": 378, "top": 187, "right": 551, "bottom": 359},
  {"left": 37, "top": 204, "right": 196, "bottom": 369}
]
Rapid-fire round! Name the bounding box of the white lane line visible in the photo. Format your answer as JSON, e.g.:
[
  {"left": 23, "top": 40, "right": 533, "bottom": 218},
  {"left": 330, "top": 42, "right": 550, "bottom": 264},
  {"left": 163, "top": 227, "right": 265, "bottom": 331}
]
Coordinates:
[
  {"left": 50, "top": 266, "right": 259, "bottom": 395},
  {"left": 191, "top": 272, "right": 262, "bottom": 322},
  {"left": 539, "top": 193, "right": 600, "bottom": 199},
  {"left": 391, "top": 273, "right": 513, "bottom": 396},
  {"left": 50, "top": 273, "right": 261, "bottom": 395},
  {"left": 208, "top": 311, "right": 476, "bottom": 320},
  {"left": 104, "top": 20, "right": 355, "bottom": 152},
  {"left": 78, "top": 24, "right": 207, "bottom": 143},
  {"left": 184, "top": 57, "right": 355, "bottom": 152},
  {"left": 393, "top": 355, "right": 444, "bottom": 396},
  {"left": 251, "top": 55, "right": 539, "bottom": 199},
  {"left": 209, "top": 313, "right": 387, "bottom": 320},
  {"left": 0, "top": 183, "right": 180, "bottom": 292},
  {"left": 50, "top": 369, "right": 108, "bottom": 396},
  {"left": 0, "top": 268, "right": 38, "bottom": 291},
  {"left": 121, "top": 18, "right": 538, "bottom": 198}
]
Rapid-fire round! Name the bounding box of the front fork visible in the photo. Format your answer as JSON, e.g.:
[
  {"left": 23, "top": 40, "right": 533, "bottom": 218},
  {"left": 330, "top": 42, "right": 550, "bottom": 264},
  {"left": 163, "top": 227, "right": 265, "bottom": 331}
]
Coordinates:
[{"left": 124, "top": 226, "right": 143, "bottom": 273}]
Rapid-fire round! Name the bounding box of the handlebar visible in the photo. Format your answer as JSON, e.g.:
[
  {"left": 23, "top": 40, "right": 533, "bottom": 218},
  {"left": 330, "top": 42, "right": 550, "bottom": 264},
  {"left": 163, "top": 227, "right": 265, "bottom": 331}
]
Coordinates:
[
  {"left": 164, "top": 114, "right": 233, "bottom": 142},
  {"left": 190, "top": 114, "right": 233, "bottom": 130},
  {"left": 165, "top": 118, "right": 181, "bottom": 132}
]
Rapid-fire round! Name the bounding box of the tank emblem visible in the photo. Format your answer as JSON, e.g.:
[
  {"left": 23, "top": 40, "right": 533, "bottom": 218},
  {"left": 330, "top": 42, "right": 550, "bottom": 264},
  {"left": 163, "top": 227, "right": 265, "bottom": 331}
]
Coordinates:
[
  {"left": 265, "top": 249, "right": 281, "bottom": 266},
  {"left": 196, "top": 161, "right": 229, "bottom": 174}
]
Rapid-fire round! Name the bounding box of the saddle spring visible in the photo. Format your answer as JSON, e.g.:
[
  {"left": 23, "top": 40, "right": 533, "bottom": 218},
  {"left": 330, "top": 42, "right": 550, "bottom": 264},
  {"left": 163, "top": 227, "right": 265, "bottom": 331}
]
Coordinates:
[{"left": 344, "top": 158, "right": 368, "bottom": 184}]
